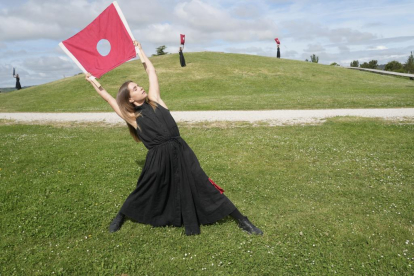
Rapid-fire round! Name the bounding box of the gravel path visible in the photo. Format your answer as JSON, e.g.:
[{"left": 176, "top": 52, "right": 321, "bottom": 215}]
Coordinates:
[{"left": 1, "top": 108, "right": 414, "bottom": 125}]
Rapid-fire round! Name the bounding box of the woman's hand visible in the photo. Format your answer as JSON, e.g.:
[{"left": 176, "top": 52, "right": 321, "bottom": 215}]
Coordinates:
[
  {"left": 85, "top": 72, "right": 93, "bottom": 83},
  {"left": 133, "top": 40, "right": 142, "bottom": 50},
  {"left": 85, "top": 72, "right": 102, "bottom": 89}
]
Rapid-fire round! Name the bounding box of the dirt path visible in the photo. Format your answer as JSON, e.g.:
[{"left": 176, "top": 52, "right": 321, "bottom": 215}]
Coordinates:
[{"left": 1, "top": 108, "right": 414, "bottom": 125}]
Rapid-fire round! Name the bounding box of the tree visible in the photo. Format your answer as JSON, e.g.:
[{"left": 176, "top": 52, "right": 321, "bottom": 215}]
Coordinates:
[
  {"left": 360, "top": 60, "right": 378, "bottom": 69},
  {"left": 330, "top": 62, "right": 340, "bottom": 66},
  {"left": 404, "top": 51, "right": 414, "bottom": 73},
  {"left": 310, "top": 54, "right": 319, "bottom": 63},
  {"left": 369, "top": 60, "right": 378, "bottom": 69},
  {"left": 153, "top": 45, "right": 168, "bottom": 56},
  {"left": 350, "top": 60, "right": 359, "bottom": 67},
  {"left": 384, "top": 60, "right": 403, "bottom": 72}
]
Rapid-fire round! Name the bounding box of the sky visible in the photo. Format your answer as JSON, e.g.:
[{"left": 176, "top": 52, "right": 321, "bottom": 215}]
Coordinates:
[{"left": 0, "top": 0, "right": 413, "bottom": 87}]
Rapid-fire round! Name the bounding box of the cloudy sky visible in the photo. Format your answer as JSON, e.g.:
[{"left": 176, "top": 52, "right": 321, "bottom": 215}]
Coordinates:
[{"left": 1, "top": 0, "right": 413, "bottom": 87}]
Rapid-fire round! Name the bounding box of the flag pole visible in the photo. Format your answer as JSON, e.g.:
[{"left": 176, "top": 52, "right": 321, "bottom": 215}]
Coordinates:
[{"left": 113, "top": 1, "right": 145, "bottom": 64}]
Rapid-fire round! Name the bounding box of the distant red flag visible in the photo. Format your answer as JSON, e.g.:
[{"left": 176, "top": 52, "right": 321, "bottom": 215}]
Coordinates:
[
  {"left": 275, "top": 38, "right": 280, "bottom": 44},
  {"left": 59, "top": 2, "right": 136, "bottom": 78},
  {"left": 180, "top": 34, "right": 186, "bottom": 45}
]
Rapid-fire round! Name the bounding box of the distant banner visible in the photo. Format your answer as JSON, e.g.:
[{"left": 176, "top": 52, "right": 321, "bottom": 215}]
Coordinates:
[
  {"left": 13, "top": 67, "right": 15, "bottom": 76},
  {"left": 59, "top": 1, "right": 137, "bottom": 78},
  {"left": 275, "top": 38, "right": 280, "bottom": 44},
  {"left": 180, "top": 34, "right": 185, "bottom": 45}
]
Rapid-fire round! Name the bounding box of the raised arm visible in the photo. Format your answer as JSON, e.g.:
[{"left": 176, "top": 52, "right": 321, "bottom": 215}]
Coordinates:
[
  {"left": 85, "top": 73, "right": 124, "bottom": 120},
  {"left": 134, "top": 41, "right": 167, "bottom": 109}
]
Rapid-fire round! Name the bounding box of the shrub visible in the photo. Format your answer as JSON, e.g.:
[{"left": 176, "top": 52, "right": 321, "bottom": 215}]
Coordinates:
[
  {"left": 310, "top": 54, "right": 319, "bottom": 63},
  {"left": 350, "top": 60, "right": 359, "bottom": 67},
  {"left": 360, "top": 60, "right": 378, "bottom": 69},
  {"left": 384, "top": 61, "right": 403, "bottom": 72}
]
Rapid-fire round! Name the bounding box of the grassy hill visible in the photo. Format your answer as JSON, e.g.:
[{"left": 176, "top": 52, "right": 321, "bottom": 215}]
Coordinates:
[
  {"left": 0, "top": 87, "right": 17, "bottom": 93},
  {"left": 1, "top": 52, "right": 413, "bottom": 112}
]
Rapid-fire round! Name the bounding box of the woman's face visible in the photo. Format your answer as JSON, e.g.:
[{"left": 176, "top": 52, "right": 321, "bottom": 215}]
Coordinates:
[{"left": 128, "top": 82, "right": 147, "bottom": 105}]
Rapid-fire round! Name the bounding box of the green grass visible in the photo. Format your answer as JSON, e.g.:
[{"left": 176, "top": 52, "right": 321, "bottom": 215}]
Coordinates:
[
  {"left": 1, "top": 119, "right": 413, "bottom": 275},
  {"left": 1, "top": 52, "right": 413, "bottom": 112}
]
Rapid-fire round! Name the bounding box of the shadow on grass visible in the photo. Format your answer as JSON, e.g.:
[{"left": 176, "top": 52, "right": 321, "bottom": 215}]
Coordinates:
[
  {"left": 134, "top": 159, "right": 146, "bottom": 168},
  {"left": 124, "top": 213, "right": 236, "bottom": 235}
]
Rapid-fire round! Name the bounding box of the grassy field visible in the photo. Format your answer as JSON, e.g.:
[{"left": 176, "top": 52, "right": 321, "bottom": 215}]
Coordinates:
[
  {"left": 1, "top": 118, "right": 413, "bottom": 275},
  {"left": 1, "top": 52, "right": 413, "bottom": 112}
]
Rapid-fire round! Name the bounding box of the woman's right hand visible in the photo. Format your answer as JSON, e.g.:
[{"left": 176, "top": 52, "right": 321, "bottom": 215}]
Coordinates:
[{"left": 133, "top": 40, "right": 142, "bottom": 50}]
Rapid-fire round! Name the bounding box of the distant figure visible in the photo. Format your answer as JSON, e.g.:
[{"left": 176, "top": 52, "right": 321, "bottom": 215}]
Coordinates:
[
  {"left": 179, "top": 47, "right": 186, "bottom": 67},
  {"left": 277, "top": 44, "right": 281, "bottom": 59},
  {"left": 13, "top": 74, "right": 22, "bottom": 90}
]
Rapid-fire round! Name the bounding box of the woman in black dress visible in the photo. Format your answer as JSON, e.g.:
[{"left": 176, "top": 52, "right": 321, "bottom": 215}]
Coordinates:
[
  {"left": 85, "top": 40, "right": 262, "bottom": 236},
  {"left": 14, "top": 74, "right": 22, "bottom": 90},
  {"left": 179, "top": 46, "right": 186, "bottom": 67}
]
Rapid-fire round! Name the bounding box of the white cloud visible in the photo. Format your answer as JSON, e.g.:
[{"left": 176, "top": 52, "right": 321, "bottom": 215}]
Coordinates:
[
  {"left": 173, "top": 0, "right": 277, "bottom": 43},
  {"left": 0, "top": 0, "right": 105, "bottom": 41},
  {"left": 23, "top": 56, "right": 75, "bottom": 73},
  {"left": 337, "top": 45, "right": 350, "bottom": 53},
  {"left": 367, "top": 46, "right": 388, "bottom": 51},
  {"left": 0, "top": 64, "right": 15, "bottom": 87},
  {"left": 121, "top": 0, "right": 171, "bottom": 26},
  {"left": 281, "top": 20, "right": 377, "bottom": 44},
  {"left": 304, "top": 44, "right": 326, "bottom": 53},
  {"left": 0, "top": 49, "right": 28, "bottom": 59}
]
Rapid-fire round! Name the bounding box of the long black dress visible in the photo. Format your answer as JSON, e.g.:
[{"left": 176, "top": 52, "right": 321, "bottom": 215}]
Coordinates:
[
  {"left": 120, "top": 101, "right": 236, "bottom": 235},
  {"left": 179, "top": 50, "right": 186, "bottom": 67},
  {"left": 15, "top": 77, "right": 22, "bottom": 90}
]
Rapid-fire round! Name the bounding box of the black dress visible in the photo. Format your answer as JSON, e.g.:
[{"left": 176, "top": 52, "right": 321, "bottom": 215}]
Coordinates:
[
  {"left": 179, "top": 50, "right": 186, "bottom": 67},
  {"left": 120, "top": 101, "right": 236, "bottom": 235},
  {"left": 277, "top": 48, "right": 280, "bottom": 59},
  {"left": 16, "top": 77, "right": 22, "bottom": 90}
]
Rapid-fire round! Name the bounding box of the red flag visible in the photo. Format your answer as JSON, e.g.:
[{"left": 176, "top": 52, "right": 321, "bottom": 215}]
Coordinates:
[
  {"left": 180, "top": 34, "right": 186, "bottom": 45},
  {"left": 59, "top": 2, "right": 136, "bottom": 78},
  {"left": 275, "top": 38, "right": 280, "bottom": 44}
]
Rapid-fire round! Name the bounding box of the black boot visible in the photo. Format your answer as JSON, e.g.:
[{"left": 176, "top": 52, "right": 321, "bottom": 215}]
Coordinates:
[
  {"left": 109, "top": 212, "right": 125, "bottom": 233},
  {"left": 237, "top": 216, "right": 263, "bottom": 235}
]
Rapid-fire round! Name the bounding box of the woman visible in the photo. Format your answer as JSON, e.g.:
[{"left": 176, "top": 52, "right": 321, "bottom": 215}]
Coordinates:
[
  {"left": 13, "top": 74, "right": 22, "bottom": 90},
  {"left": 85, "top": 41, "right": 262, "bottom": 236},
  {"left": 179, "top": 46, "right": 186, "bottom": 67}
]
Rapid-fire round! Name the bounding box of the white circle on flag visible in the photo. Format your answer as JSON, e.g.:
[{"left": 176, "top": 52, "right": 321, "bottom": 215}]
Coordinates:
[{"left": 97, "top": 39, "right": 111, "bottom": 56}]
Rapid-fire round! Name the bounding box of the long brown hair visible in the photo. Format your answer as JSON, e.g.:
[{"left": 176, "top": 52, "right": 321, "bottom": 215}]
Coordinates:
[{"left": 116, "top": 81, "right": 157, "bottom": 143}]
